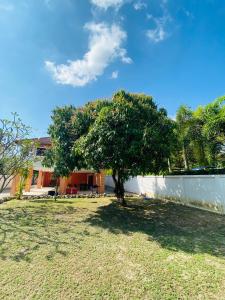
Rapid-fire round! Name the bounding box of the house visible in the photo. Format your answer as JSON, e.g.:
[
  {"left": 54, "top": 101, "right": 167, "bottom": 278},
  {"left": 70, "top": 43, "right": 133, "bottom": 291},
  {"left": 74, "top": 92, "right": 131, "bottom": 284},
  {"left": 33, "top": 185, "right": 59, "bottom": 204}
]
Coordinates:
[{"left": 10, "top": 137, "right": 105, "bottom": 196}]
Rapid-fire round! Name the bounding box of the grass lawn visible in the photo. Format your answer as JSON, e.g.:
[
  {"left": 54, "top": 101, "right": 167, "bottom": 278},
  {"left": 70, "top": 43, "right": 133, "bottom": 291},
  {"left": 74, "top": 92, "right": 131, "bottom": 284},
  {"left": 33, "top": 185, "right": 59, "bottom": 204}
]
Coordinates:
[{"left": 0, "top": 197, "right": 225, "bottom": 299}]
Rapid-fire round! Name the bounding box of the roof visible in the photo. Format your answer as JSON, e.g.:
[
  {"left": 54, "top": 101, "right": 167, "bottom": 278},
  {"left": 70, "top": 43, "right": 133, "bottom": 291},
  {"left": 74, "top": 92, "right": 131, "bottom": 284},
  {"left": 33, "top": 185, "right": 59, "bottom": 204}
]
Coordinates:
[
  {"left": 32, "top": 137, "right": 51, "bottom": 146},
  {"left": 37, "top": 137, "right": 51, "bottom": 145},
  {"left": 16, "top": 136, "right": 51, "bottom": 146}
]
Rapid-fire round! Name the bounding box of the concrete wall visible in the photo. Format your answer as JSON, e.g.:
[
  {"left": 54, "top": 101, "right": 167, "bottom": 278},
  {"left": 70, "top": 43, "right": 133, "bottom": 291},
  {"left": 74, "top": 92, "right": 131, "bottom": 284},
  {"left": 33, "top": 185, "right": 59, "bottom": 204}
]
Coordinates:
[{"left": 105, "top": 175, "right": 225, "bottom": 213}]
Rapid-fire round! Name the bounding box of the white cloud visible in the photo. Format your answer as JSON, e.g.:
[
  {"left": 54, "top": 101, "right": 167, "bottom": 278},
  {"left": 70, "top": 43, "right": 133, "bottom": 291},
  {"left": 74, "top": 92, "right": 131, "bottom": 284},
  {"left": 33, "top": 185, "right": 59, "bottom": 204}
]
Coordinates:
[
  {"left": 146, "top": 13, "right": 153, "bottom": 20},
  {"left": 111, "top": 70, "right": 119, "bottom": 79},
  {"left": 146, "top": 1, "right": 171, "bottom": 43},
  {"left": 90, "top": 0, "right": 124, "bottom": 10},
  {"left": 118, "top": 48, "right": 132, "bottom": 64},
  {"left": 183, "top": 8, "right": 194, "bottom": 19},
  {"left": 45, "top": 22, "right": 132, "bottom": 87},
  {"left": 146, "top": 19, "right": 166, "bottom": 43},
  {"left": 133, "top": 1, "right": 147, "bottom": 11}
]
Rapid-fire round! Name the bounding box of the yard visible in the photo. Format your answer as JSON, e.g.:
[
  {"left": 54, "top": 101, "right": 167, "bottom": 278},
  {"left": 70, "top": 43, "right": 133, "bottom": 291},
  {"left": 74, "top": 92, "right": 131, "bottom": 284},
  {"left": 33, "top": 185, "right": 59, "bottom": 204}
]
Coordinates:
[{"left": 0, "top": 197, "right": 225, "bottom": 299}]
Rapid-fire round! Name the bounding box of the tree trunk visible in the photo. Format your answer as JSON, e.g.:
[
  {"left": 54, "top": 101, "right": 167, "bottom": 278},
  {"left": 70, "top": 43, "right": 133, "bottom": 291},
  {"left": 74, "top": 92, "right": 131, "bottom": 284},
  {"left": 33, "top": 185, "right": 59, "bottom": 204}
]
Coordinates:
[
  {"left": 182, "top": 143, "right": 189, "bottom": 170},
  {"left": 168, "top": 158, "right": 172, "bottom": 173},
  {"left": 200, "top": 143, "right": 207, "bottom": 166},
  {"left": 54, "top": 182, "right": 59, "bottom": 201},
  {"left": 0, "top": 174, "right": 15, "bottom": 194},
  {"left": 0, "top": 177, "right": 7, "bottom": 194},
  {"left": 112, "top": 170, "right": 127, "bottom": 206}
]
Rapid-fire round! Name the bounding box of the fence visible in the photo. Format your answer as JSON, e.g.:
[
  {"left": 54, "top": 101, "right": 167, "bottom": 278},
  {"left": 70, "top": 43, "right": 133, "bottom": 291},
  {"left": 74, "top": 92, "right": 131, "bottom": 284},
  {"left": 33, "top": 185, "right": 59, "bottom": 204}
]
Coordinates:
[{"left": 105, "top": 175, "right": 225, "bottom": 213}]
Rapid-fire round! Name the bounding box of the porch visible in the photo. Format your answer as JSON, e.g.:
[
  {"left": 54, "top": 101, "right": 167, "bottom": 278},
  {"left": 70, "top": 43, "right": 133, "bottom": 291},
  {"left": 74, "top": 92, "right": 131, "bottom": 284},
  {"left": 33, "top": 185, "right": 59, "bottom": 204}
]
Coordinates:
[{"left": 10, "top": 169, "right": 105, "bottom": 197}]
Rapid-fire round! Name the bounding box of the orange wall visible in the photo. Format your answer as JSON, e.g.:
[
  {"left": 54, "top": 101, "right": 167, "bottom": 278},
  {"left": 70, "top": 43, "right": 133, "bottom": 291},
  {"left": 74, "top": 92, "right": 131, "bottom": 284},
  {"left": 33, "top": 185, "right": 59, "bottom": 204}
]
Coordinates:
[
  {"left": 42, "top": 172, "right": 97, "bottom": 187},
  {"left": 70, "top": 173, "right": 87, "bottom": 186},
  {"left": 43, "top": 172, "right": 52, "bottom": 187}
]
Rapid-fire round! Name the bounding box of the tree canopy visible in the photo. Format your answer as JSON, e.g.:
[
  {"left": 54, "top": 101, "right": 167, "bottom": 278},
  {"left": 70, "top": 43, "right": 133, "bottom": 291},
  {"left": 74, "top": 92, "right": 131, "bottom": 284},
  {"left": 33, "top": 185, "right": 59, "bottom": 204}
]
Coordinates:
[
  {"left": 43, "top": 100, "right": 110, "bottom": 177},
  {"left": 45, "top": 90, "right": 174, "bottom": 205},
  {"left": 44, "top": 90, "right": 225, "bottom": 203},
  {"left": 170, "top": 96, "right": 225, "bottom": 171},
  {"left": 0, "top": 113, "right": 34, "bottom": 193}
]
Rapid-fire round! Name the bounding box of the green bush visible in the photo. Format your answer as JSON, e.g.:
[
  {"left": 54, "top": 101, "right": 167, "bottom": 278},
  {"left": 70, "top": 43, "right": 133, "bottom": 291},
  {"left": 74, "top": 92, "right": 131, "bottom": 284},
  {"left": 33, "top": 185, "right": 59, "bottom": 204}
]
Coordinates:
[{"left": 169, "top": 168, "right": 225, "bottom": 175}]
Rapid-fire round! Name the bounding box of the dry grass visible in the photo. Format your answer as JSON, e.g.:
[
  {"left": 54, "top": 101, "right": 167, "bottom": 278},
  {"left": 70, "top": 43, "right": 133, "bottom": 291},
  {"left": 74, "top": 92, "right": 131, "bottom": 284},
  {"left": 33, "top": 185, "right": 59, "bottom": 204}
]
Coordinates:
[{"left": 0, "top": 197, "right": 225, "bottom": 299}]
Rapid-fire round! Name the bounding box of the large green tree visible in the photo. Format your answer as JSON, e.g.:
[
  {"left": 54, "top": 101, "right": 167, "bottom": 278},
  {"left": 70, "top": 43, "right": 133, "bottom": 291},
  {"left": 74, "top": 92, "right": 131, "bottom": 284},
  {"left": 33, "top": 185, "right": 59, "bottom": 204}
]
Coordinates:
[
  {"left": 201, "top": 96, "right": 225, "bottom": 166},
  {"left": 76, "top": 91, "right": 175, "bottom": 205},
  {"left": 172, "top": 96, "right": 225, "bottom": 171},
  {"left": 175, "top": 105, "right": 193, "bottom": 170},
  {"left": 43, "top": 100, "right": 110, "bottom": 180}
]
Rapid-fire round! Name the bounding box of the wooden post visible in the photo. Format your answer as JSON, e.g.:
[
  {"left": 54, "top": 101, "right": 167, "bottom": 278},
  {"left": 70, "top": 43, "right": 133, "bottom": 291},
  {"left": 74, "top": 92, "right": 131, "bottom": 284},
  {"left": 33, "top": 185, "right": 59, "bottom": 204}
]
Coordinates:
[
  {"left": 10, "top": 174, "right": 20, "bottom": 197},
  {"left": 25, "top": 167, "right": 33, "bottom": 192},
  {"left": 99, "top": 170, "right": 105, "bottom": 194},
  {"left": 96, "top": 173, "right": 100, "bottom": 193},
  {"left": 37, "top": 170, "right": 43, "bottom": 189},
  {"left": 59, "top": 177, "right": 68, "bottom": 195}
]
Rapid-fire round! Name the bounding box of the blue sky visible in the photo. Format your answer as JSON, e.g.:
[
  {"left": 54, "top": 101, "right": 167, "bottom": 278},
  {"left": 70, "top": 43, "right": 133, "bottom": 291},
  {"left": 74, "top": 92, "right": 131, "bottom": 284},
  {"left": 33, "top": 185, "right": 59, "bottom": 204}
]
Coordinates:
[{"left": 0, "top": 0, "right": 225, "bottom": 137}]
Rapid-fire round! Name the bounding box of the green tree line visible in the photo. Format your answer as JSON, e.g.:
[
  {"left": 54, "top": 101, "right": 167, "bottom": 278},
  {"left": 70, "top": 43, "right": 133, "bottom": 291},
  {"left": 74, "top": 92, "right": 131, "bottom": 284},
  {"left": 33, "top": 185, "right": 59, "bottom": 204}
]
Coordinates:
[
  {"left": 1, "top": 92, "right": 224, "bottom": 203},
  {"left": 171, "top": 96, "right": 225, "bottom": 171},
  {"left": 43, "top": 91, "right": 225, "bottom": 205},
  {"left": 43, "top": 90, "right": 174, "bottom": 205}
]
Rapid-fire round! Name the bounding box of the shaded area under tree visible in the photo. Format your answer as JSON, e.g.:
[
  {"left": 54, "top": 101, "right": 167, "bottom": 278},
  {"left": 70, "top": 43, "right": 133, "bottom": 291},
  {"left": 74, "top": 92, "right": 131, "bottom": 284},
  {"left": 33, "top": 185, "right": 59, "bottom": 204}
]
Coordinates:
[{"left": 84, "top": 198, "right": 225, "bottom": 257}]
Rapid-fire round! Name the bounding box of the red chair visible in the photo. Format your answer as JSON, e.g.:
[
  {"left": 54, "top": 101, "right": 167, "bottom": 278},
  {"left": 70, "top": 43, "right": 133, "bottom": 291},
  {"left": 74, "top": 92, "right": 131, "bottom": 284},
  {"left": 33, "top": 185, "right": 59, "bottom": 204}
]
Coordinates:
[
  {"left": 66, "top": 187, "right": 72, "bottom": 194},
  {"left": 66, "top": 186, "right": 78, "bottom": 195},
  {"left": 71, "top": 188, "right": 78, "bottom": 194}
]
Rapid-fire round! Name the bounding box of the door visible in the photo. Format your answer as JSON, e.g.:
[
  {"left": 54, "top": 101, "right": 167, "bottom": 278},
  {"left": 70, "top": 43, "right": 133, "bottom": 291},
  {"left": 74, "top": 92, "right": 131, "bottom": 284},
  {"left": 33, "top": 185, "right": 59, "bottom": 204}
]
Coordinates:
[{"left": 88, "top": 175, "right": 94, "bottom": 187}]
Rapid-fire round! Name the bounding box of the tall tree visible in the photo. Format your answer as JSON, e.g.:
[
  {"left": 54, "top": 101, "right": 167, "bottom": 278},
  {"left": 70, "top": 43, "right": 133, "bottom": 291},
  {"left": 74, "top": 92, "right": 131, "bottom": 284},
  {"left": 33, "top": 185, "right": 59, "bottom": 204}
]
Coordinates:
[
  {"left": 173, "top": 96, "right": 225, "bottom": 171},
  {"left": 43, "top": 100, "right": 110, "bottom": 179},
  {"left": 190, "top": 107, "right": 208, "bottom": 166},
  {"left": 175, "top": 105, "right": 193, "bottom": 170},
  {"left": 202, "top": 96, "right": 225, "bottom": 166},
  {"left": 76, "top": 91, "right": 175, "bottom": 205},
  {"left": 0, "top": 113, "right": 34, "bottom": 193},
  {"left": 43, "top": 105, "right": 77, "bottom": 178}
]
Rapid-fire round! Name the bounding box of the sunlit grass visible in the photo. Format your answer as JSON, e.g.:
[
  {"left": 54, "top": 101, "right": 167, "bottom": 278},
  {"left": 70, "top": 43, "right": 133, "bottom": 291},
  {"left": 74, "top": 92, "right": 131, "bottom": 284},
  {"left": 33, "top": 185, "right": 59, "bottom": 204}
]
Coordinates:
[{"left": 0, "top": 197, "right": 225, "bottom": 299}]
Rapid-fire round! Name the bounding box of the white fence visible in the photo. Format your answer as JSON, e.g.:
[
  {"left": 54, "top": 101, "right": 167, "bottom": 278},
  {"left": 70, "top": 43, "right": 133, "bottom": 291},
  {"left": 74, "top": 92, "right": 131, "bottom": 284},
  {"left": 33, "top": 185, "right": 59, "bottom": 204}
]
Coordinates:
[{"left": 105, "top": 175, "right": 225, "bottom": 213}]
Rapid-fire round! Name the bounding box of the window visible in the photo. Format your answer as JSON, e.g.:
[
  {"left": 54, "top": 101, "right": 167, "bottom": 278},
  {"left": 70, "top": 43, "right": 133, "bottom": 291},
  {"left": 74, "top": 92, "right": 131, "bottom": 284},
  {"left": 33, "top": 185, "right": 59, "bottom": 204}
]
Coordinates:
[{"left": 36, "top": 147, "right": 46, "bottom": 156}]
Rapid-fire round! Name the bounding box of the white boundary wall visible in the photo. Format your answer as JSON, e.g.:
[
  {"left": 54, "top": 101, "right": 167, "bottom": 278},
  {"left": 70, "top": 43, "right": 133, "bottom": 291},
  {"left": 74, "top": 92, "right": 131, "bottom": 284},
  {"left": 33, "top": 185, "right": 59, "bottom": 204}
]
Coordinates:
[{"left": 105, "top": 175, "right": 225, "bottom": 213}]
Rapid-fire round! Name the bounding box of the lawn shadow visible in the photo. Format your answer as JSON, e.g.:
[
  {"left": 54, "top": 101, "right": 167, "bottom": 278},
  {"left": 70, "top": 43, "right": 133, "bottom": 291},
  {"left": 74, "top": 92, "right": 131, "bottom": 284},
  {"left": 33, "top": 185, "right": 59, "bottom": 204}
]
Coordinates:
[
  {"left": 84, "top": 198, "right": 225, "bottom": 257},
  {"left": 30, "top": 199, "right": 77, "bottom": 205},
  {"left": 0, "top": 204, "right": 83, "bottom": 262}
]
